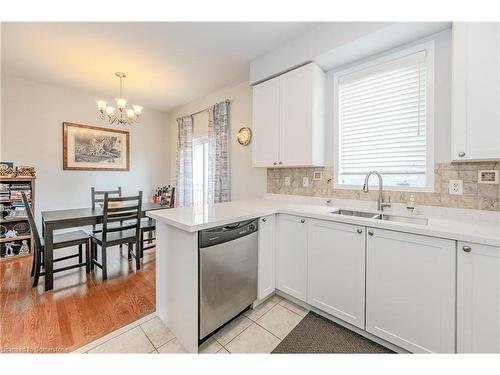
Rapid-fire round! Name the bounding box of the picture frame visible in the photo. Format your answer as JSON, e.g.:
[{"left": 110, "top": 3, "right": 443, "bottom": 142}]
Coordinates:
[{"left": 63, "top": 122, "right": 130, "bottom": 171}]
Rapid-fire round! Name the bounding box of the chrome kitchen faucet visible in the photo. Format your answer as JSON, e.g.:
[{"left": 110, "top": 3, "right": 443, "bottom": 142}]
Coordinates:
[{"left": 362, "top": 171, "right": 391, "bottom": 212}]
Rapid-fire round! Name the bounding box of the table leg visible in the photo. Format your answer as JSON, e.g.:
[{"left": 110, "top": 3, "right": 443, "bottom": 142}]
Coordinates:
[{"left": 44, "top": 224, "right": 54, "bottom": 291}]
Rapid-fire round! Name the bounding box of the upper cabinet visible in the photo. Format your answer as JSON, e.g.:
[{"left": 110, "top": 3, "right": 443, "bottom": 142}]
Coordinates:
[
  {"left": 252, "top": 77, "right": 281, "bottom": 167},
  {"left": 452, "top": 23, "right": 500, "bottom": 161},
  {"left": 252, "top": 63, "right": 325, "bottom": 167}
]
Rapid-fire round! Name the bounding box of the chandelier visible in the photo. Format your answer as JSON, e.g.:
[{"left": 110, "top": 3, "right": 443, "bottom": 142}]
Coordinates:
[{"left": 97, "top": 72, "right": 143, "bottom": 125}]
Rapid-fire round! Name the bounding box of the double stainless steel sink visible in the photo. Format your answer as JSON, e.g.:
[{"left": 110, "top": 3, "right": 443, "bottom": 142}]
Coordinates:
[{"left": 331, "top": 209, "right": 429, "bottom": 225}]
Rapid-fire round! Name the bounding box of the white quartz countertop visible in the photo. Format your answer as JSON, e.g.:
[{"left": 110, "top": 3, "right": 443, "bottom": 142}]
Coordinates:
[{"left": 147, "top": 199, "right": 500, "bottom": 247}]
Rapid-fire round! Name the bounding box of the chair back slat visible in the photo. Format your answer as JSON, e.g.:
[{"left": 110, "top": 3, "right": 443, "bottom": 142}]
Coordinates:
[
  {"left": 91, "top": 187, "right": 122, "bottom": 209},
  {"left": 21, "top": 192, "right": 42, "bottom": 254},
  {"left": 106, "top": 214, "right": 138, "bottom": 223},
  {"left": 105, "top": 223, "right": 138, "bottom": 233},
  {"left": 105, "top": 205, "right": 139, "bottom": 213},
  {"left": 107, "top": 195, "right": 139, "bottom": 203},
  {"left": 102, "top": 191, "right": 142, "bottom": 244}
]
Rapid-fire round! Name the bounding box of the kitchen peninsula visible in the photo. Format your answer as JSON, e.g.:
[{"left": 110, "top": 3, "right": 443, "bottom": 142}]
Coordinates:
[{"left": 147, "top": 197, "right": 500, "bottom": 353}]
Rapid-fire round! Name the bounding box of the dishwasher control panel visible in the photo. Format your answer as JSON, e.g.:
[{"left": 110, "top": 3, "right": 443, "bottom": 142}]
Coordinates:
[{"left": 198, "top": 218, "right": 259, "bottom": 248}]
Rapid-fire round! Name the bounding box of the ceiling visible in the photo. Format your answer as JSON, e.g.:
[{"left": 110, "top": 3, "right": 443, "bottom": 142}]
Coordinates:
[{"left": 1, "top": 22, "right": 319, "bottom": 112}]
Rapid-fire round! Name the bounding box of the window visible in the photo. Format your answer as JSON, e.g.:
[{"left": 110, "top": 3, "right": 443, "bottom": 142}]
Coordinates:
[
  {"left": 192, "top": 137, "right": 208, "bottom": 205},
  {"left": 334, "top": 42, "right": 434, "bottom": 191}
]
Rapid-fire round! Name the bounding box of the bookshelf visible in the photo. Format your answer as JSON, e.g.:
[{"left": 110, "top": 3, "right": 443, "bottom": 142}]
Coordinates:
[{"left": 0, "top": 176, "right": 36, "bottom": 261}]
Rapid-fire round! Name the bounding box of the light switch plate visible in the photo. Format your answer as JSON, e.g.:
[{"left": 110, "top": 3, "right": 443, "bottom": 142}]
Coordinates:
[
  {"left": 303, "top": 177, "right": 309, "bottom": 188},
  {"left": 449, "top": 180, "right": 463, "bottom": 195},
  {"left": 284, "top": 176, "right": 291, "bottom": 186}
]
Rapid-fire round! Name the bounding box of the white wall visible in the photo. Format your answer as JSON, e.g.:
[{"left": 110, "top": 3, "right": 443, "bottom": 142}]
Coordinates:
[
  {"left": 168, "top": 80, "right": 266, "bottom": 201},
  {"left": 1, "top": 74, "right": 170, "bottom": 225},
  {"left": 249, "top": 22, "right": 451, "bottom": 84}
]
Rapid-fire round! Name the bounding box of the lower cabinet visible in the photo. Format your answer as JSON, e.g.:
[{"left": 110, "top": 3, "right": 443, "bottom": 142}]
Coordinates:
[
  {"left": 276, "top": 214, "right": 308, "bottom": 301},
  {"left": 457, "top": 241, "right": 500, "bottom": 353},
  {"left": 258, "top": 215, "right": 276, "bottom": 300},
  {"left": 307, "top": 219, "right": 366, "bottom": 329},
  {"left": 365, "top": 228, "right": 456, "bottom": 353}
]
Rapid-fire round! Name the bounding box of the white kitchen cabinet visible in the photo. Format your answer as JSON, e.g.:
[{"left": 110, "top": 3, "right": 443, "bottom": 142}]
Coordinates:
[
  {"left": 307, "top": 219, "right": 366, "bottom": 329},
  {"left": 279, "top": 63, "right": 325, "bottom": 166},
  {"left": 365, "top": 228, "right": 456, "bottom": 353},
  {"left": 252, "top": 77, "right": 280, "bottom": 167},
  {"left": 276, "top": 214, "right": 308, "bottom": 301},
  {"left": 457, "top": 241, "right": 500, "bottom": 353},
  {"left": 252, "top": 63, "right": 325, "bottom": 167},
  {"left": 257, "top": 215, "right": 276, "bottom": 301},
  {"left": 452, "top": 22, "right": 500, "bottom": 161}
]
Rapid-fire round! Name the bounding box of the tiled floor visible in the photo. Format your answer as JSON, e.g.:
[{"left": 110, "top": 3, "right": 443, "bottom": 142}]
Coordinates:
[{"left": 77, "top": 294, "right": 309, "bottom": 354}]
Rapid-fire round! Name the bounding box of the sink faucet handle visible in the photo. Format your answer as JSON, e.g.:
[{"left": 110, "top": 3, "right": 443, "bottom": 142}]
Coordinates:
[{"left": 381, "top": 195, "right": 392, "bottom": 210}]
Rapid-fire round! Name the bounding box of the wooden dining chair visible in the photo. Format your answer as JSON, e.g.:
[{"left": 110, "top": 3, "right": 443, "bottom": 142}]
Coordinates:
[
  {"left": 89, "top": 191, "right": 143, "bottom": 280},
  {"left": 139, "top": 218, "right": 156, "bottom": 258},
  {"left": 91, "top": 187, "right": 122, "bottom": 233},
  {"left": 21, "top": 192, "right": 90, "bottom": 288}
]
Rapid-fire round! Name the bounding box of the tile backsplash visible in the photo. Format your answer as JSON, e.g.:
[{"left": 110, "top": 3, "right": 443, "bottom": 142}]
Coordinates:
[{"left": 267, "top": 162, "right": 500, "bottom": 211}]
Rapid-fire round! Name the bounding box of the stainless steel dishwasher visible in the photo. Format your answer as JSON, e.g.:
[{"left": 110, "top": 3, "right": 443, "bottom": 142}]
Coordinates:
[{"left": 198, "top": 218, "right": 258, "bottom": 340}]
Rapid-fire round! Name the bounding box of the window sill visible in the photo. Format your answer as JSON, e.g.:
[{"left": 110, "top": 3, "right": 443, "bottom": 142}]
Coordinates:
[{"left": 334, "top": 185, "right": 435, "bottom": 194}]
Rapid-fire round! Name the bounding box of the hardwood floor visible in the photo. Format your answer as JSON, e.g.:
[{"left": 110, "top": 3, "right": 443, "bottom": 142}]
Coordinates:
[{"left": 0, "top": 245, "right": 156, "bottom": 353}]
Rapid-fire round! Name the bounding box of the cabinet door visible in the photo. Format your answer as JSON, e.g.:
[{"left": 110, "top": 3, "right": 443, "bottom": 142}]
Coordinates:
[
  {"left": 276, "top": 214, "right": 308, "bottom": 301},
  {"left": 366, "top": 228, "right": 455, "bottom": 353},
  {"left": 452, "top": 22, "right": 500, "bottom": 160},
  {"left": 457, "top": 241, "right": 500, "bottom": 353},
  {"left": 252, "top": 77, "right": 280, "bottom": 167},
  {"left": 279, "top": 63, "right": 325, "bottom": 166},
  {"left": 307, "top": 219, "right": 366, "bottom": 329},
  {"left": 258, "top": 215, "right": 276, "bottom": 300}
]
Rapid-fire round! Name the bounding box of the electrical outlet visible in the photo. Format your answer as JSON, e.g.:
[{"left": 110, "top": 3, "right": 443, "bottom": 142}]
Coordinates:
[
  {"left": 284, "top": 176, "right": 291, "bottom": 186},
  {"left": 303, "top": 176, "right": 309, "bottom": 187},
  {"left": 449, "top": 180, "right": 463, "bottom": 195}
]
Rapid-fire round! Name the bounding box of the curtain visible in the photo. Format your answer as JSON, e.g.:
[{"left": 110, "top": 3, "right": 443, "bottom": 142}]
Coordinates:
[
  {"left": 207, "top": 100, "right": 231, "bottom": 204},
  {"left": 175, "top": 115, "right": 194, "bottom": 207}
]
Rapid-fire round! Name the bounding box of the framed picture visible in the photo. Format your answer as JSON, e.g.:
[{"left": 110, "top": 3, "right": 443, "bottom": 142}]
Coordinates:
[{"left": 63, "top": 122, "right": 130, "bottom": 171}]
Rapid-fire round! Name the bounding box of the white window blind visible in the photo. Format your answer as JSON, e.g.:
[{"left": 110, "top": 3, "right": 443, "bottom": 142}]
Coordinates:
[{"left": 335, "top": 49, "right": 432, "bottom": 189}]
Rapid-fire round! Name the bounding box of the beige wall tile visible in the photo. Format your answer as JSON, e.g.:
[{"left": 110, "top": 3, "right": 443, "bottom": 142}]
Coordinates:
[{"left": 267, "top": 163, "right": 499, "bottom": 211}]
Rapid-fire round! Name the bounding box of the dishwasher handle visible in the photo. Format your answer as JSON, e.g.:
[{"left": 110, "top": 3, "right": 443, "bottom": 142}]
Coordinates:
[{"left": 199, "top": 219, "right": 258, "bottom": 248}]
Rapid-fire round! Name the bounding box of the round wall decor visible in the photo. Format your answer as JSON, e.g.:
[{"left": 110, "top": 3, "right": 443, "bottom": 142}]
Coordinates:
[{"left": 237, "top": 127, "right": 252, "bottom": 146}]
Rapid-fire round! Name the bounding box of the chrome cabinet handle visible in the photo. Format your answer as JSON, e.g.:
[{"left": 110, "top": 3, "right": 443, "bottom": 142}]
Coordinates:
[
  {"left": 368, "top": 230, "right": 374, "bottom": 236},
  {"left": 357, "top": 229, "right": 363, "bottom": 234},
  {"left": 458, "top": 152, "right": 466, "bottom": 157},
  {"left": 262, "top": 218, "right": 267, "bottom": 223},
  {"left": 300, "top": 219, "right": 305, "bottom": 223},
  {"left": 462, "top": 245, "right": 472, "bottom": 253}
]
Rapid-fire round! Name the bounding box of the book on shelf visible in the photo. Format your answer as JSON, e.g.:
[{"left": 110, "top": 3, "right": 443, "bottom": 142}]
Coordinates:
[{"left": 10, "top": 192, "right": 31, "bottom": 200}]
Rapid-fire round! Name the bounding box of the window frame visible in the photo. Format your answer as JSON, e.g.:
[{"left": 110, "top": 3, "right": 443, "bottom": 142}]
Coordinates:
[
  {"left": 333, "top": 41, "right": 435, "bottom": 193},
  {"left": 192, "top": 136, "right": 209, "bottom": 205}
]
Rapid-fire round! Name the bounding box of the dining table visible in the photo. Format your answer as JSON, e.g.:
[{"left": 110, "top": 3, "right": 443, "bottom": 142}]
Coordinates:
[{"left": 41, "top": 202, "right": 167, "bottom": 291}]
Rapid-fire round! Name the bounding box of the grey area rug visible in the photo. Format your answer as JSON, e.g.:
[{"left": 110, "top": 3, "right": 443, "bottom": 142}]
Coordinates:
[{"left": 272, "top": 312, "right": 394, "bottom": 354}]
